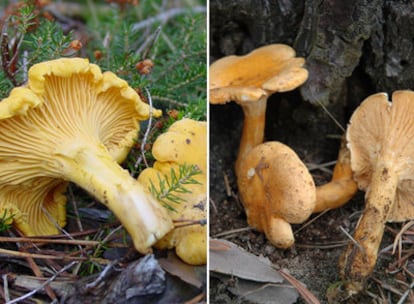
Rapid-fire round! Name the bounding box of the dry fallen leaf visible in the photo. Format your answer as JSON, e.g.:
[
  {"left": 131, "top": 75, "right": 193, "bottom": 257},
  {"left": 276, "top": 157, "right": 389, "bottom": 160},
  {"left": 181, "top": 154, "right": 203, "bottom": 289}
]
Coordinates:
[
  {"left": 210, "top": 238, "right": 298, "bottom": 304},
  {"left": 159, "top": 251, "right": 204, "bottom": 289}
]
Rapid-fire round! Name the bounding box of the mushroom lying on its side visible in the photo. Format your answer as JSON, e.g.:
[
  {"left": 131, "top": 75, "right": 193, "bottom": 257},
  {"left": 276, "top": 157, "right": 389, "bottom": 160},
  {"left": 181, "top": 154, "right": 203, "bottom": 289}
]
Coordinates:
[
  {"left": 237, "top": 137, "right": 358, "bottom": 248},
  {"left": 138, "top": 118, "right": 207, "bottom": 265},
  {"left": 0, "top": 58, "right": 173, "bottom": 253},
  {"left": 237, "top": 141, "right": 316, "bottom": 248},
  {"left": 338, "top": 90, "right": 414, "bottom": 296}
]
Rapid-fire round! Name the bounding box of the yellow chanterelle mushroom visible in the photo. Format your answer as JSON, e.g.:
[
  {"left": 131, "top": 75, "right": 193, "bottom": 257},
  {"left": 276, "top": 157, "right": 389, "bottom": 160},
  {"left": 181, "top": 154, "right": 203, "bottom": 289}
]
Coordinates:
[
  {"left": 0, "top": 57, "right": 173, "bottom": 254},
  {"left": 138, "top": 118, "right": 207, "bottom": 265}
]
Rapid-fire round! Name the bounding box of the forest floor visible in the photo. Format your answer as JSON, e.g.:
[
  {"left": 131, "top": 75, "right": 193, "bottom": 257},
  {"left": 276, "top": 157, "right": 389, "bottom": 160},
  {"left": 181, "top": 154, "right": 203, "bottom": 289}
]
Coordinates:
[{"left": 209, "top": 162, "right": 414, "bottom": 304}]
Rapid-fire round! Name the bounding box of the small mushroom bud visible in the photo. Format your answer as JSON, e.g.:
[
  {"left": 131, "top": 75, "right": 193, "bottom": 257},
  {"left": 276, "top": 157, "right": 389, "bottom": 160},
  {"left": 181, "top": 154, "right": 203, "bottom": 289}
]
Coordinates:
[
  {"left": 136, "top": 59, "right": 154, "bottom": 75},
  {"left": 69, "top": 40, "right": 82, "bottom": 51},
  {"left": 94, "top": 50, "right": 103, "bottom": 60}
]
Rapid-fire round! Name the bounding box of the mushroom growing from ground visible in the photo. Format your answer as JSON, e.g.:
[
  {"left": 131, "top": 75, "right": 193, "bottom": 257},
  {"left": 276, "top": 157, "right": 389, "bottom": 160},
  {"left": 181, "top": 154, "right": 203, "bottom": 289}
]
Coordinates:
[
  {"left": 210, "top": 44, "right": 359, "bottom": 248},
  {"left": 338, "top": 90, "right": 414, "bottom": 296},
  {"left": 138, "top": 118, "right": 207, "bottom": 265},
  {"left": 209, "top": 44, "right": 308, "bottom": 176},
  {"left": 0, "top": 57, "right": 173, "bottom": 253}
]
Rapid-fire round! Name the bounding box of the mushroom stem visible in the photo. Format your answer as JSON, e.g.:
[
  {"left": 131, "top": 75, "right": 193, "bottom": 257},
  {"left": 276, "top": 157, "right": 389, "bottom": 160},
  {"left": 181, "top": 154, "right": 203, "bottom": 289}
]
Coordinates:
[
  {"left": 264, "top": 217, "right": 295, "bottom": 249},
  {"left": 314, "top": 139, "right": 358, "bottom": 213},
  {"left": 235, "top": 97, "right": 267, "bottom": 176},
  {"left": 59, "top": 142, "right": 173, "bottom": 254},
  {"left": 339, "top": 162, "right": 398, "bottom": 294}
]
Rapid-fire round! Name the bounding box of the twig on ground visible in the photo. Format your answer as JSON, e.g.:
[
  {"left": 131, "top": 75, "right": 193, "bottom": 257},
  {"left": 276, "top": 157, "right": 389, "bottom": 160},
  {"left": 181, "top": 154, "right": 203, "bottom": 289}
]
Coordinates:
[
  {"left": 174, "top": 218, "right": 207, "bottom": 229},
  {"left": 152, "top": 95, "right": 188, "bottom": 107},
  {"left": 84, "top": 259, "right": 118, "bottom": 291},
  {"left": 392, "top": 221, "right": 414, "bottom": 255},
  {"left": 306, "top": 160, "right": 336, "bottom": 172},
  {"left": 295, "top": 241, "right": 348, "bottom": 250},
  {"left": 339, "top": 225, "right": 365, "bottom": 252},
  {"left": 136, "top": 26, "right": 162, "bottom": 58},
  {"left": 25, "top": 251, "right": 57, "bottom": 301},
  {"left": 210, "top": 198, "right": 218, "bottom": 214},
  {"left": 372, "top": 277, "right": 404, "bottom": 297},
  {"left": 184, "top": 292, "right": 205, "bottom": 304},
  {"left": 0, "top": 236, "right": 102, "bottom": 246},
  {"left": 68, "top": 186, "right": 84, "bottom": 232},
  {"left": 316, "top": 100, "right": 345, "bottom": 132},
  {"left": 222, "top": 171, "right": 232, "bottom": 197},
  {"left": 132, "top": 6, "right": 206, "bottom": 32},
  {"left": 278, "top": 269, "right": 321, "bottom": 304},
  {"left": 2, "top": 274, "right": 9, "bottom": 302},
  {"left": 213, "top": 227, "right": 253, "bottom": 238},
  {"left": 134, "top": 87, "right": 154, "bottom": 170},
  {"left": 0, "top": 247, "right": 109, "bottom": 263},
  {"left": 5, "top": 261, "right": 77, "bottom": 304},
  {"left": 294, "top": 208, "right": 331, "bottom": 235}
]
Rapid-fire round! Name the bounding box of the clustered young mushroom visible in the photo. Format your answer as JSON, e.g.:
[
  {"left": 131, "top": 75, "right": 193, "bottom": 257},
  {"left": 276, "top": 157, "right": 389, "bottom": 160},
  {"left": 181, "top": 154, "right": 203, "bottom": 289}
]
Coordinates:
[
  {"left": 138, "top": 118, "right": 207, "bottom": 265},
  {"left": 210, "top": 44, "right": 358, "bottom": 248},
  {"left": 0, "top": 57, "right": 173, "bottom": 253},
  {"left": 337, "top": 90, "right": 414, "bottom": 296}
]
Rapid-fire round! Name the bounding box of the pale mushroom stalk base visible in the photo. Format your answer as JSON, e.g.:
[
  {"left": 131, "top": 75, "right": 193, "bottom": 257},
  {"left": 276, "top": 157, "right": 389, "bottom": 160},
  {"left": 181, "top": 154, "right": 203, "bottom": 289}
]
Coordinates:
[
  {"left": 339, "top": 162, "right": 398, "bottom": 295},
  {"left": 60, "top": 142, "right": 173, "bottom": 254},
  {"left": 235, "top": 97, "right": 267, "bottom": 176}
]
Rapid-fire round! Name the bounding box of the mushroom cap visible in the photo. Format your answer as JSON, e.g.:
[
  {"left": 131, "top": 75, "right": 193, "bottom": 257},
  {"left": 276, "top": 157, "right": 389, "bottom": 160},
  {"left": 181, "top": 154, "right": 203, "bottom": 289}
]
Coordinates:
[
  {"left": 237, "top": 141, "right": 316, "bottom": 232},
  {"left": 151, "top": 118, "right": 207, "bottom": 175},
  {"left": 138, "top": 119, "right": 207, "bottom": 265},
  {"left": 0, "top": 57, "right": 161, "bottom": 235},
  {"left": 347, "top": 90, "right": 414, "bottom": 222},
  {"left": 209, "top": 44, "right": 308, "bottom": 105}
]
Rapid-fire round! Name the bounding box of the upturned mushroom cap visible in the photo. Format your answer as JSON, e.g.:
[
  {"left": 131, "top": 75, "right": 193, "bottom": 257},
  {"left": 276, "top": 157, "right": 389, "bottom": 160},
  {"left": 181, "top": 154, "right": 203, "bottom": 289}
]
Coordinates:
[
  {"left": 0, "top": 57, "right": 172, "bottom": 253},
  {"left": 138, "top": 119, "right": 207, "bottom": 265},
  {"left": 210, "top": 44, "right": 308, "bottom": 176},
  {"left": 347, "top": 90, "right": 414, "bottom": 222},
  {"left": 335, "top": 90, "right": 414, "bottom": 297},
  {"left": 237, "top": 141, "right": 316, "bottom": 248},
  {"left": 209, "top": 44, "right": 308, "bottom": 104}
]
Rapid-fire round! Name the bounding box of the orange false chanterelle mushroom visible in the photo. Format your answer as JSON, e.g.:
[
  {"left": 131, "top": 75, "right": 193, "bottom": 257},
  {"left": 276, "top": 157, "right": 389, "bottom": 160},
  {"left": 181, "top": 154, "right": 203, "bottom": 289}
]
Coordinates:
[
  {"left": 210, "top": 44, "right": 358, "bottom": 248},
  {"left": 209, "top": 45, "right": 309, "bottom": 248},
  {"left": 0, "top": 57, "right": 173, "bottom": 253},
  {"left": 238, "top": 141, "right": 316, "bottom": 248},
  {"left": 209, "top": 44, "right": 309, "bottom": 176},
  {"left": 337, "top": 90, "right": 414, "bottom": 296},
  {"left": 314, "top": 136, "right": 358, "bottom": 213}
]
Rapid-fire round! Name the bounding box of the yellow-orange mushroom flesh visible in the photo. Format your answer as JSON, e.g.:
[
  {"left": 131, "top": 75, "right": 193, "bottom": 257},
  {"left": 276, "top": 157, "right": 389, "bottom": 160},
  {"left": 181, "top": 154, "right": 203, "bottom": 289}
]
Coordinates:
[{"left": 0, "top": 58, "right": 173, "bottom": 253}]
